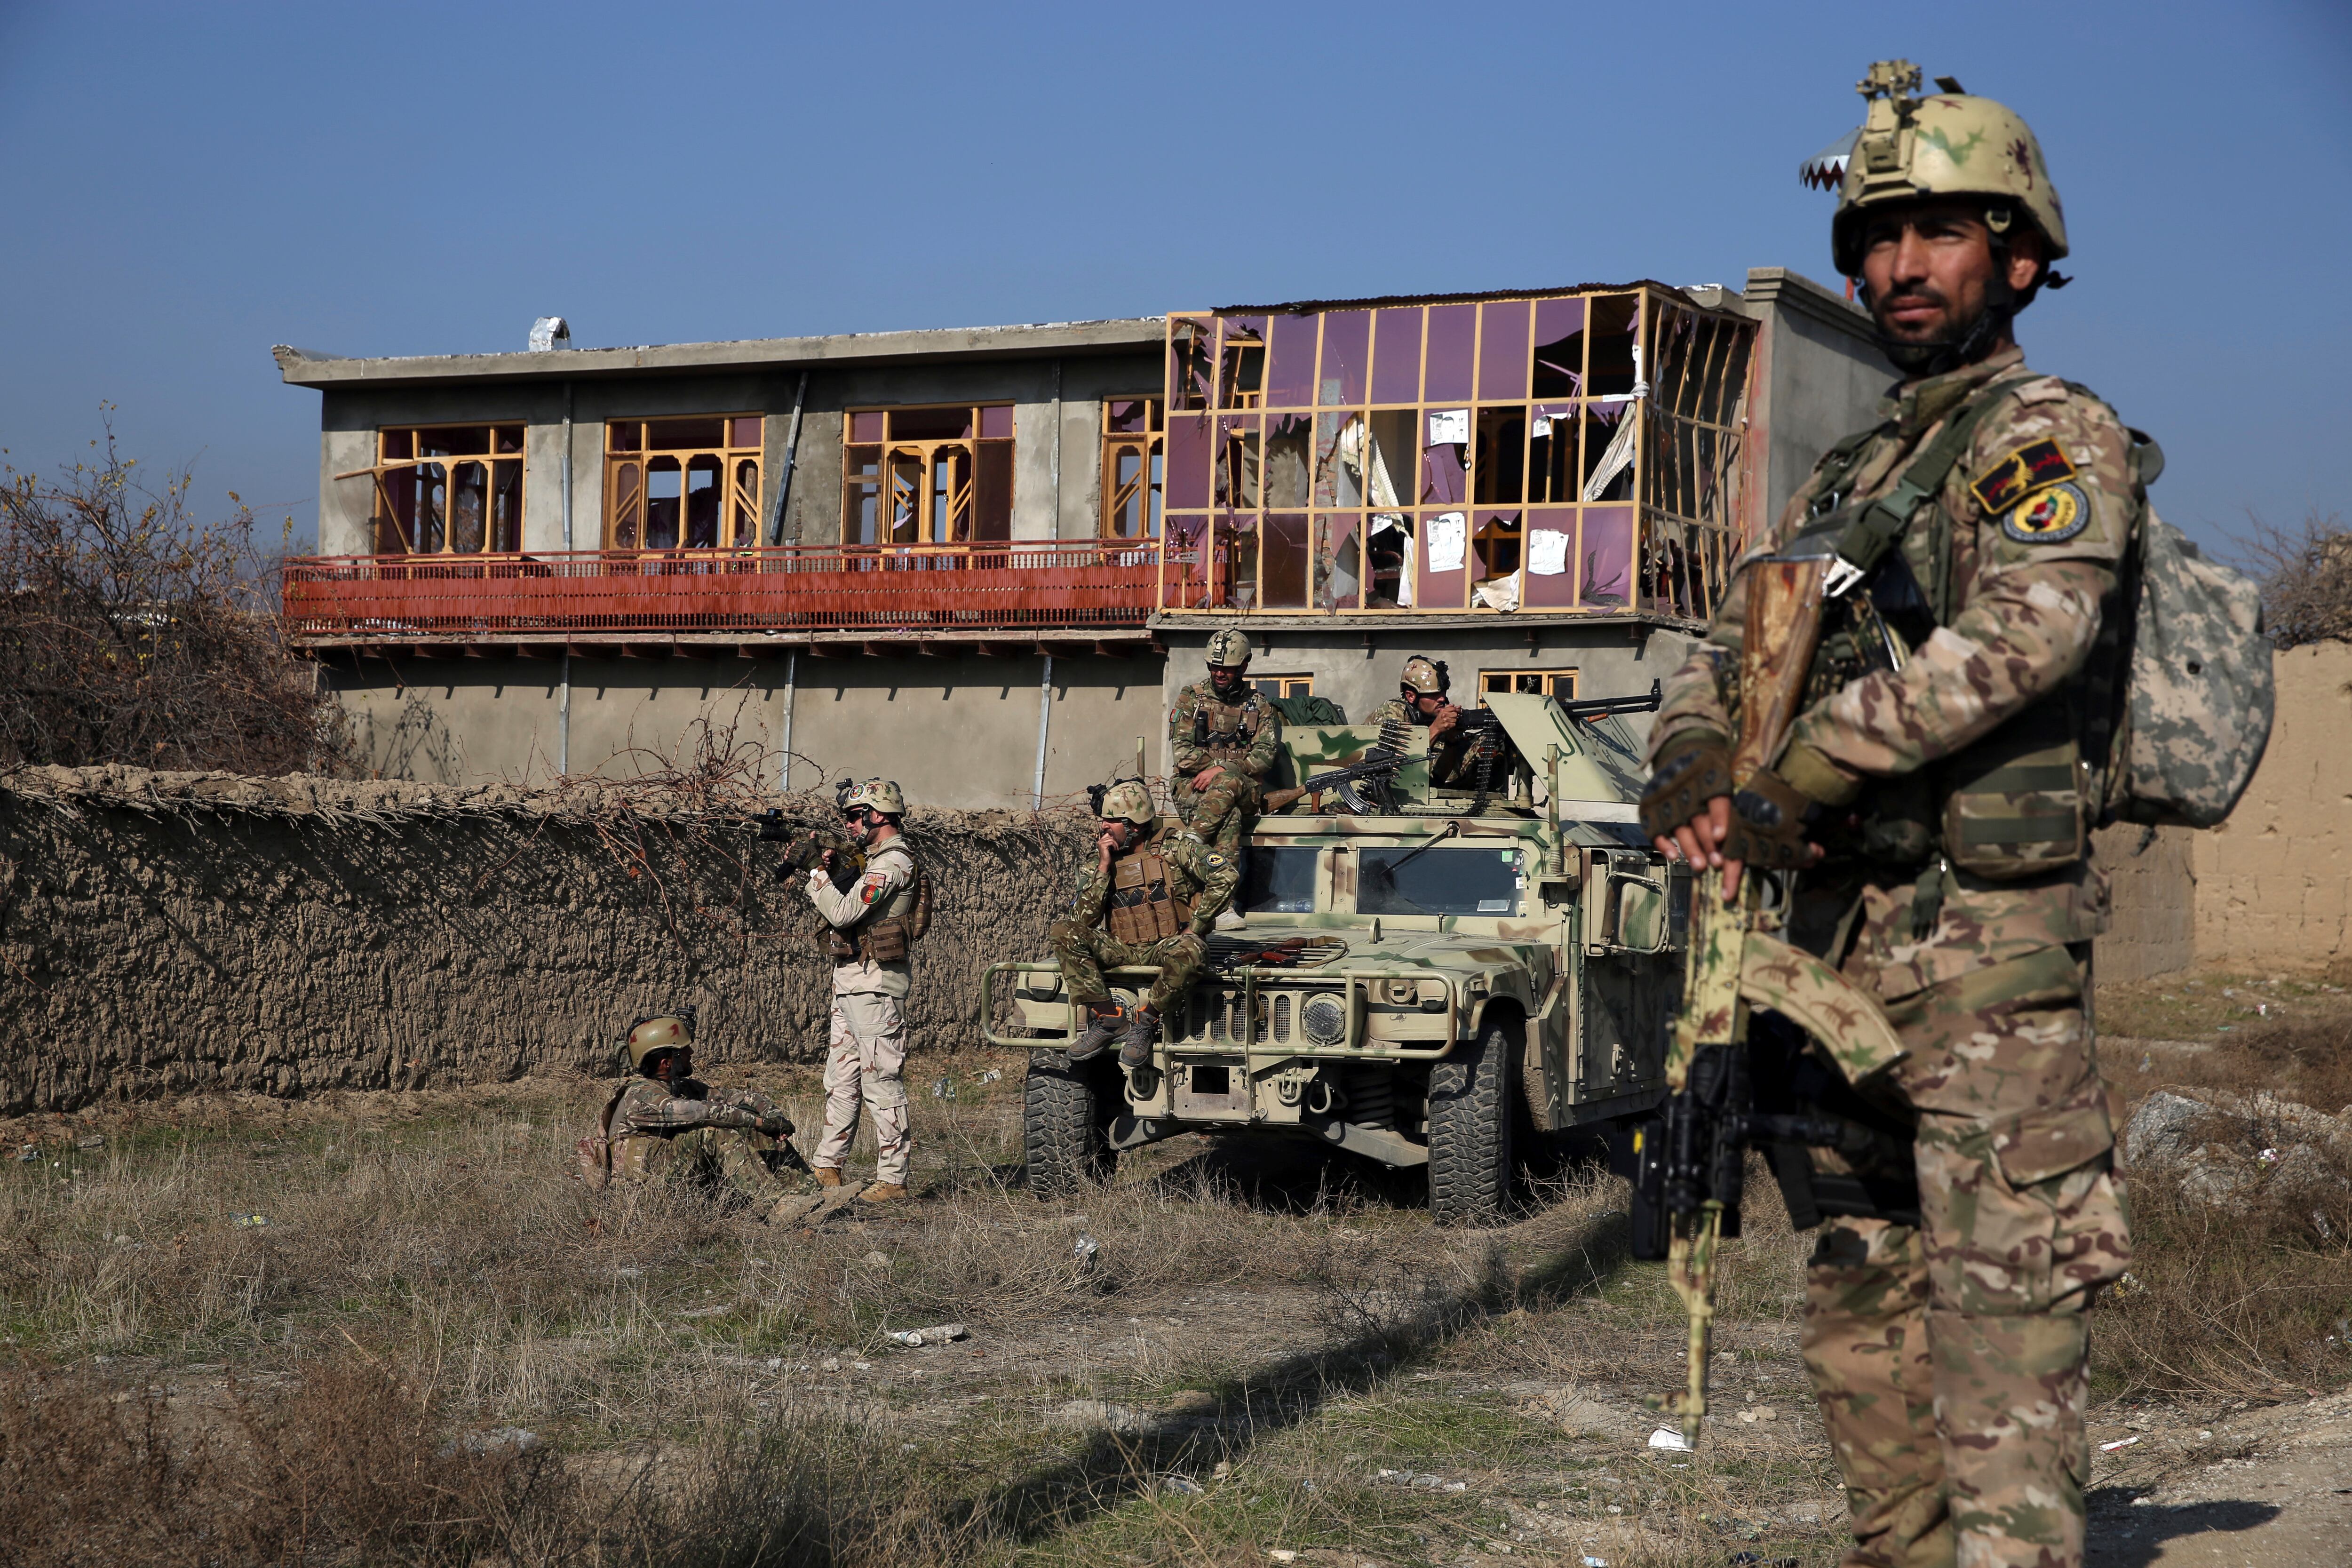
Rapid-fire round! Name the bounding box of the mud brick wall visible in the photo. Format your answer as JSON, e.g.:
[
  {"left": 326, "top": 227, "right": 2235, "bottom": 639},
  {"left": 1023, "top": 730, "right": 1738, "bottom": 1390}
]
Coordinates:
[{"left": 0, "top": 767, "right": 1093, "bottom": 1114}]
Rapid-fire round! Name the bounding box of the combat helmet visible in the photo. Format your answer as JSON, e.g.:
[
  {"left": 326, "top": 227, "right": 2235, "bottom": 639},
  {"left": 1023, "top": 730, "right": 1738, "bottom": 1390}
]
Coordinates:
[
  {"left": 626, "top": 1010, "right": 697, "bottom": 1072},
  {"left": 840, "top": 779, "right": 905, "bottom": 818},
  {"left": 1807, "top": 61, "right": 2068, "bottom": 293},
  {"left": 1399, "top": 655, "right": 1450, "bottom": 697},
  {"left": 1096, "top": 779, "right": 1158, "bottom": 831},
  {"left": 1204, "top": 628, "right": 1253, "bottom": 669}
]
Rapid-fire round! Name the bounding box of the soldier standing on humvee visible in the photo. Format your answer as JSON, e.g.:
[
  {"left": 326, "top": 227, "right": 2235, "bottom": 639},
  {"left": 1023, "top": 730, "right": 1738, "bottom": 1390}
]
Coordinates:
[
  {"left": 1049, "top": 780, "right": 1238, "bottom": 1069},
  {"left": 1641, "top": 64, "right": 2133, "bottom": 1568},
  {"left": 595, "top": 1012, "right": 809, "bottom": 1221},
  {"left": 797, "top": 779, "right": 923, "bottom": 1204},
  {"left": 1168, "top": 629, "right": 1282, "bottom": 856},
  {"left": 1369, "top": 655, "right": 1480, "bottom": 787}
]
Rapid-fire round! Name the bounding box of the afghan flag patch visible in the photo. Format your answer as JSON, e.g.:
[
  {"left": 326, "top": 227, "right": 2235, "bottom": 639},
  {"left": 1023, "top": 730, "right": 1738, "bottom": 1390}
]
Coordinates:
[{"left": 1970, "top": 437, "right": 2078, "bottom": 513}]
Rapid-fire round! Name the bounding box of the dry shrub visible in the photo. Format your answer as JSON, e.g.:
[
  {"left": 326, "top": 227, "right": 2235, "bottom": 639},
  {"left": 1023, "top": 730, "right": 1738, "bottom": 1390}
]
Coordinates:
[
  {"left": 2239, "top": 509, "right": 2352, "bottom": 650},
  {"left": 2154, "top": 1012, "right": 2352, "bottom": 1117},
  {"left": 0, "top": 427, "right": 341, "bottom": 774}
]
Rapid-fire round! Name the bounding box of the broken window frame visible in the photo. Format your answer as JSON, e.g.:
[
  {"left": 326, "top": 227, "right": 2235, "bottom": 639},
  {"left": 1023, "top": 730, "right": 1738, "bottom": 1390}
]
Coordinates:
[
  {"left": 1156, "top": 288, "right": 1754, "bottom": 624},
  {"left": 839, "top": 404, "right": 1014, "bottom": 548},
  {"left": 350, "top": 424, "right": 526, "bottom": 557},
  {"left": 1099, "top": 397, "right": 1165, "bottom": 540},
  {"left": 602, "top": 415, "right": 765, "bottom": 553}
]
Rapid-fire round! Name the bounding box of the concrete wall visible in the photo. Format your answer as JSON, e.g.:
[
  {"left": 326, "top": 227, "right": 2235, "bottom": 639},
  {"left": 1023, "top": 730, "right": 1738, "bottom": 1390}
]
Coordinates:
[
  {"left": 1737, "top": 268, "right": 1889, "bottom": 532},
  {"left": 2093, "top": 823, "right": 2197, "bottom": 984},
  {"left": 326, "top": 649, "right": 1159, "bottom": 812},
  {"left": 316, "top": 351, "right": 1161, "bottom": 558},
  {"left": 0, "top": 768, "right": 1095, "bottom": 1115},
  {"left": 2192, "top": 639, "right": 2352, "bottom": 976}
]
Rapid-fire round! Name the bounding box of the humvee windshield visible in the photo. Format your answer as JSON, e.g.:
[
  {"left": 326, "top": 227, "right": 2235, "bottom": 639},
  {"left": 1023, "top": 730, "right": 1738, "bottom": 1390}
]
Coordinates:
[
  {"left": 1359, "top": 845, "right": 1526, "bottom": 918},
  {"left": 1242, "top": 846, "right": 1318, "bottom": 913}
]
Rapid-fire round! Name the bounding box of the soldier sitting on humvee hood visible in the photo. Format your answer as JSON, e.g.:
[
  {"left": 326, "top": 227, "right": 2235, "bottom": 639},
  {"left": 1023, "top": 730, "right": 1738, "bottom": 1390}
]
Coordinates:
[
  {"left": 1049, "top": 780, "right": 1239, "bottom": 1069},
  {"left": 586, "top": 1011, "right": 812, "bottom": 1222}
]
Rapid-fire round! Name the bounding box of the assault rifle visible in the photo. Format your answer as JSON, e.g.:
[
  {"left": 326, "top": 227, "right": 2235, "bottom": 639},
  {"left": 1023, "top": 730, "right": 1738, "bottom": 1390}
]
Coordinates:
[
  {"left": 1626, "top": 553, "right": 1912, "bottom": 1449},
  {"left": 1262, "top": 718, "right": 1415, "bottom": 815},
  {"left": 757, "top": 778, "right": 865, "bottom": 892}
]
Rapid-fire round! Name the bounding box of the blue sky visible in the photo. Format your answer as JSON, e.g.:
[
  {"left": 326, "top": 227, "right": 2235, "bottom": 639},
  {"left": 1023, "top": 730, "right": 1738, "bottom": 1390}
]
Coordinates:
[{"left": 2, "top": 1, "right": 2344, "bottom": 555}]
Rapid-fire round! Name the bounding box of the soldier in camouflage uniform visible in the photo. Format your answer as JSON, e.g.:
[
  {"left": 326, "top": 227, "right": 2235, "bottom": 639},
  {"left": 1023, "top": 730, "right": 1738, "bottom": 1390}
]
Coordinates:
[
  {"left": 1369, "top": 655, "right": 1480, "bottom": 787},
  {"left": 599, "top": 1013, "right": 810, "bottom": 1220},
  {"left": 1642, "top": 65, "right": 2132, "bottom": 1568},
  {"left": 1168, "top": 629, "right": 1282, "bottom": 858},
  {"left": 1049, "top": 780, "right": 1240, "bottom": 1069},
  {"left": 797, "top": 779, "right": 925, "bottom": 1204}
]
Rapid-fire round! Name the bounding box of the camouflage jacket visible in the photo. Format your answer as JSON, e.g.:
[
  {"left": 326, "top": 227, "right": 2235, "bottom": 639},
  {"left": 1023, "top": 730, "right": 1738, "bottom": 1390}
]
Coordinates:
[
  {"left": 1368, "top": 697, "right": 1478, "bottom": 786},
  {"left": 1067, "top": 823, "right": 1239, "bottom": 935},
  {"left": 1651, "top": 346, "right": 2137, "bottom": 995},
  {"left": 606, "top": 1076, "right": 773, "bottom": 1141},
  {"left": 801, "top": 838, "right": 917, "bottom": 998},
  {"left": 1169, "top": 680, "right": 1282, "bottom": 779}
]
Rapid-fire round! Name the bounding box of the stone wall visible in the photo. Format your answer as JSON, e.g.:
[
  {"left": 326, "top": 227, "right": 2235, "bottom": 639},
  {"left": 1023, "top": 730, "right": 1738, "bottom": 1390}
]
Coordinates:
[
  {"left": 2193, "top": 639, "right": 2352, "bottom": 976},
  {"left": 0, "top": 767, "right": 1092, "bottom": 1115}
]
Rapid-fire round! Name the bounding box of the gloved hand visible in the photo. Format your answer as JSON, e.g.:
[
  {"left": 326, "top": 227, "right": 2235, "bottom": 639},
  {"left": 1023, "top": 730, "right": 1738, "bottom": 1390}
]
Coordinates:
[
  {"left": 757, "top": 1111, "right": 795, "bottom": 1141},
  {"left": 1721, "top": 768, "right": 1823, "bottom": 872},
  {"left": 1640, "top": 732, "right": 1732, "bottom": 848}
]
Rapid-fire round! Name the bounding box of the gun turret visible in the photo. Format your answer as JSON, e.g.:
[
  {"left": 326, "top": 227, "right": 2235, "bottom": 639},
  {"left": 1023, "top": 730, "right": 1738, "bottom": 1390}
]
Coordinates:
[{"left": 1557, "top": 678, "right": 1662, "bottom": 723}]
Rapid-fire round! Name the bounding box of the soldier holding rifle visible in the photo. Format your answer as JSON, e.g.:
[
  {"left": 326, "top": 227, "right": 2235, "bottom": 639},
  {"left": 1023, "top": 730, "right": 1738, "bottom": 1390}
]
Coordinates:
[{"left": 1640, "top": 64, "right": 2135, "bottom": 1568}]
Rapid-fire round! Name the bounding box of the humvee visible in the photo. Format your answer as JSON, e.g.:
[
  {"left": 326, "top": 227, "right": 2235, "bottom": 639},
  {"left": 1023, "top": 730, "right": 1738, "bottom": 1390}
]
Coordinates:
[{"left": 980, "top": 692, "right": 1689, "bottom": 1226}]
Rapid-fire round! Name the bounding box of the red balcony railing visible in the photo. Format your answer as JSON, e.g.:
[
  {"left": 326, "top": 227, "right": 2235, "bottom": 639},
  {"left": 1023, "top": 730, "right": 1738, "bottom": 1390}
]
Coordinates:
[{"left": 280, "top": 542, "right": 1162, "bottom": 640}]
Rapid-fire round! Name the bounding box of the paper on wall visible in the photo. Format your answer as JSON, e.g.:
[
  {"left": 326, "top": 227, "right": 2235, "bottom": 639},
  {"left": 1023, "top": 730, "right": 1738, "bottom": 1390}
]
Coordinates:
[
  {"left": 1427, "top": 511, "right": 1467, "bottom": 572},
  {"left": 1528, "top": 527, "right": 1571, "bottom": 577},
  {"left": 1426, "top": 408, "right": 1469, "bottom": 447}
]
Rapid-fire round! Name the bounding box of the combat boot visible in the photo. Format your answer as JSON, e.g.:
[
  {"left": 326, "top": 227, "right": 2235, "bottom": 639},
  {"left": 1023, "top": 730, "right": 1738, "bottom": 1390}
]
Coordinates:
[
  {"left": 1118, "top": 1005, "right": 1163, "bottom": 1069},
  {"left": 859, "top": 1182, "right": 909, "bottom": 1204},
  {"left": 1068, "top": 1001, "right": 1123, "bottom": 1062},
  {"left": 813, "top": 1166, "right": 844, "bottom": 1189}
]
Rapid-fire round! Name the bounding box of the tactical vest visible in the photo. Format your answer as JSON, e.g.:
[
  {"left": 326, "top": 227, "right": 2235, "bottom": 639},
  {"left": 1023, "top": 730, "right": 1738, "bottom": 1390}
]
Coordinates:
[
  {"left": 1191, "top": 688, "right": 1266, "bottom": 764},
  {"left": 825, "top": 843, "right": 930, "bottom": 965},
  {"left": 1104, "top": 829, "right": 1194, "bottom": 944},
  {"left": 1781, "top": 372, "right": 2106, "bottom": 887}
]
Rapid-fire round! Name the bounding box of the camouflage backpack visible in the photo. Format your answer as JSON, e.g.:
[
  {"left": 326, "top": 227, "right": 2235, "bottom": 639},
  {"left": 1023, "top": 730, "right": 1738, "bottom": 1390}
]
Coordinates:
[{"left": 2102, "top": 467, "right": 2274, "bottom": 828}]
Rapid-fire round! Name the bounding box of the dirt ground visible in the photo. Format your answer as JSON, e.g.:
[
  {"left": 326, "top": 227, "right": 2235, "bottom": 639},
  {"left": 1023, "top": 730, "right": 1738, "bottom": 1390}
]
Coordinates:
[{"left": 4, "top": 967, "right": 2349, "bottom": 1567}]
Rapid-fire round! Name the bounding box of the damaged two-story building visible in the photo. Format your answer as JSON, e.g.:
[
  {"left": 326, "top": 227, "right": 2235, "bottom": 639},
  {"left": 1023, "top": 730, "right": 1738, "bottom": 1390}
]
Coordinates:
[{"left": 278, "top": 267, "right": 1886, "bottom": 808}]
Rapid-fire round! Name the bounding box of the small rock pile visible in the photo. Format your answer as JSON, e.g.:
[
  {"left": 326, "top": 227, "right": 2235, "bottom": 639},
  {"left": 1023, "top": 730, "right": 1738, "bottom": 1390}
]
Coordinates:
[{"left": 2126, "top": 1088, "right": 2352, "bottom": 1237}]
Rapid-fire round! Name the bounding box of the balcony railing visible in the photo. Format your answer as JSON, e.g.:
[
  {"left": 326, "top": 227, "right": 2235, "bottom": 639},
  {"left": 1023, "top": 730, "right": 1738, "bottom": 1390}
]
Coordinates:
[{"left": 281, "top": 542, "right": 1163, "bottom": 641}]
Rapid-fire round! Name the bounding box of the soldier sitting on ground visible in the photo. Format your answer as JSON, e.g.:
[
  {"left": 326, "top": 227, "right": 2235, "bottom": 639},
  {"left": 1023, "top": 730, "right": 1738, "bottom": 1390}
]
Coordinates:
[
  {"left": 591, "top": 1011, "right": 815, "bottom": 1223},
  {"left": 1049, "top": 780, "right": 1239, "bottom": 1069}
]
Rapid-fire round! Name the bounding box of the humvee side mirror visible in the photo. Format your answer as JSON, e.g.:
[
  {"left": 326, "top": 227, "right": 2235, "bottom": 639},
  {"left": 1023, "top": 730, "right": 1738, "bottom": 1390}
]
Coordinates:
[{"left": 1609, "top": 873, "right": 1672, "bottom": 955}]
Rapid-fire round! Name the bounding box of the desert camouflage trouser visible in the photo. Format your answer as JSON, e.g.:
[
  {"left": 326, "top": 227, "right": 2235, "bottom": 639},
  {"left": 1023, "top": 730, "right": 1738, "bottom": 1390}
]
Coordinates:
[
  {"left": 1048, "top": 919, "right": 1205, "bottom": 1016},
  {"left": 614, "top": 1125, "right": 795, "bottom": 1208},
  {"left": 1804, "top": 944, "right": 2130, "bottom": 1568},
  {"left": 1171, "top": 769, "right": 1259, "bottom": 856},
  {"left": 816, "top": 992, "right": 911, "bottom": 1186}
]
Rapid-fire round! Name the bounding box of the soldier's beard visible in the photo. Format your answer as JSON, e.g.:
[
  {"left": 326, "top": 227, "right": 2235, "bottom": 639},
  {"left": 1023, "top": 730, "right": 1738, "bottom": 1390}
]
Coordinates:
[
  {"left": 1867, "top": 283, "right": 2011, "bottom": 378},
  {"left": 1209, "top": 670, "right": 1242, "bottom": 696}
]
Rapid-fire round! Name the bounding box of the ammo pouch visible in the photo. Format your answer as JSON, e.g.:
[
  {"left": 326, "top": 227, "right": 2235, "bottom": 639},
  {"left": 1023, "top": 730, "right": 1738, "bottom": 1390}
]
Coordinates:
[
  {"left": 822, "top": 864, "right": 930, "bottom": 964},
  {"left": 1193, "top": 694, "right": 1264, "bottom": 763},
  {"left": 1939, "top": 700, "right": 2086, "bottom": 880},
  {"left": 1105, "top": 844, "right": 1192, "bottom": 944}
]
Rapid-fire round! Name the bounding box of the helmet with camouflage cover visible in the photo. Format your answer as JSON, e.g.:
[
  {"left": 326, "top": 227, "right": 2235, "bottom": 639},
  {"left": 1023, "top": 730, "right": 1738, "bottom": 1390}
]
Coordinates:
[
  {"left": 1812, "top": 61, "right": 2068, "bottom": 287},
  {"left": 841, "top": 779, "right": 905, "bottom": 817},
  {"left": 1097, "top": 779, "right": 1157, "bottom": 829},
  {"left": 1204, "top": 628, "right": 1253, "bottom": 670},
  {"left": 1399, "top": 655, "right": 1450, "bottom": 697},
  {"left": 626, "top": 1013, "right": 695, "bottom": 1072}
]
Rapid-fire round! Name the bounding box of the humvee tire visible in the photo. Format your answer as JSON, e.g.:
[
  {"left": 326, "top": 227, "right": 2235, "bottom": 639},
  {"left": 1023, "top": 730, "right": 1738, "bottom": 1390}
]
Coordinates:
[
  {"left": 1427, "top": 1019, "right": 1516, "bottom": 1227},
  {"left": 1024, "top": 1050, "right": 1117, "bottom": 1198}
]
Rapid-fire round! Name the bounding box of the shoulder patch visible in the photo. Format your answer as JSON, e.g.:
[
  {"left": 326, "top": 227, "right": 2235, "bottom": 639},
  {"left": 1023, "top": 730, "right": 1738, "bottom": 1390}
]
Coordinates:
[
  {"left": 1970, "top": 437, "right": 2078, "bottom": 513},
  {"left": 2011, "top": 377, "right": 2071, "bottom": 406},
  {"left": 2001, "top": 481, "right": 2091, "bottom": 545},
  {"left": 1202, "top": 851, "right": 1229, "bottom": 869},
  {"left": 858, "top": 871, "right": 890, "bottom": 905}
]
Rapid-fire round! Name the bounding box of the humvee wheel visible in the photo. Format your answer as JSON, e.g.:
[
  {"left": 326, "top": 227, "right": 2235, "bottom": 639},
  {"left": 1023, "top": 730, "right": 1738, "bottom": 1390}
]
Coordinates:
[
  {"left": 1024, "top": 1050, "right": 1118, "bottom": 1199},
  {"left": 1427, "top": 1019, "right": 1516, "bottom": 1227}
]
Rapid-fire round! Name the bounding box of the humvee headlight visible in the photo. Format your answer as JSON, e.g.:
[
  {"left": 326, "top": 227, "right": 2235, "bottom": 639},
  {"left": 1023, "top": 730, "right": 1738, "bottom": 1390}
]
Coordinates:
[
  {"left": 1380, "top": 978, "right": 1417, "bottom": 1005},
  {"left": 1300, "top": 993, "right": 1348, "bottom": 1047}
]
